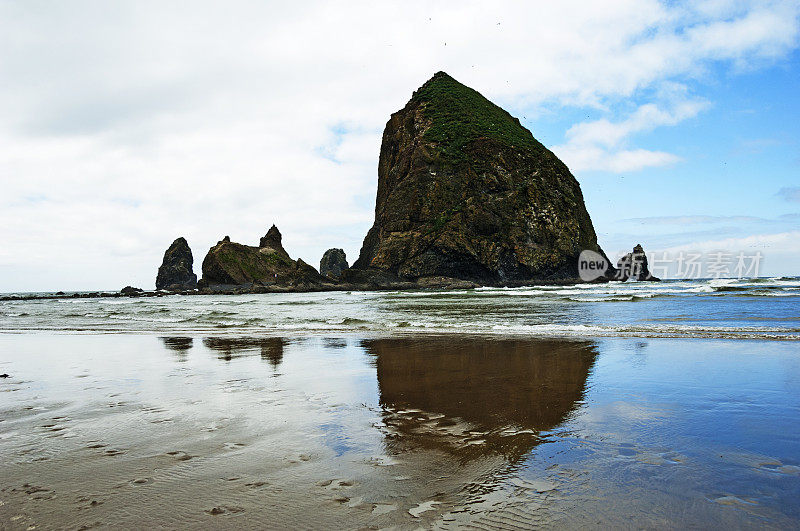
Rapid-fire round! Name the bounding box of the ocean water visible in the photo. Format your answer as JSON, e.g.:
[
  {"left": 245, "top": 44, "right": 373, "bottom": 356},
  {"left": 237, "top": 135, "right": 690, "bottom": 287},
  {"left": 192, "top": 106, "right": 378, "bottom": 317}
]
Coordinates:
[{"left": 1, "top": 276, "right": 799, "bottom": 339}]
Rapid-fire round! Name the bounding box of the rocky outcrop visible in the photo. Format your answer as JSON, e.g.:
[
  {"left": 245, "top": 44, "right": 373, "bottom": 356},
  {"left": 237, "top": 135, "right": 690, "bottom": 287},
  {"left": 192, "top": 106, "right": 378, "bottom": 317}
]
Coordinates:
[
  {"left": 350, "top": 71, "right": 609, "bottom": 285},
  {"left": 259, "top": 225, "right": 288, "bottom": 256},
  {"left": 320, "top": 248, "right": 349, "bottom": 279},
  {"left": 156, "top": 237, "right": 197, "bottom": 290},
  {"left": 615, "top": 244, "right": 660, "bottom": 281},
  {"left": 200, "top": 225, "right": 325, "bottom": 288},
  {"left": 120, "top": 285, "right": 143, "bottom": 295}
]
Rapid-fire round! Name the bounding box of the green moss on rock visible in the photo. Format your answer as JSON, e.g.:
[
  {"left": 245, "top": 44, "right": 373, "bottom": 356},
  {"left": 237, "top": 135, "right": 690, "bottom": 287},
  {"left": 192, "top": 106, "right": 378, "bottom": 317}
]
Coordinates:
[
  {"left": 200, "top": 227, "right": 323, "bottom": 287},
  {"left": 411, "top": 71, "right": 546, "bottom": 165}
]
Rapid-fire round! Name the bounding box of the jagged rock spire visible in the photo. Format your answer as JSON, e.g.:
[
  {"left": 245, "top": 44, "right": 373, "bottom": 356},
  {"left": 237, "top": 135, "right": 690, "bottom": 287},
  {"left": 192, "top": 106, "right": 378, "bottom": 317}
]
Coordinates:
[{"left": 156, "top": 237, "right": 197, "bottom": 290}]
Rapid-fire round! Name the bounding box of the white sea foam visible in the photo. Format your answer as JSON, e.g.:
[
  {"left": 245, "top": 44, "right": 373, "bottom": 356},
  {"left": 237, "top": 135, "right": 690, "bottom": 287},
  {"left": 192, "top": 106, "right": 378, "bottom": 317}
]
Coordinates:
[{"left": 2, "top": 277, "right": 799, "bottom": 339}]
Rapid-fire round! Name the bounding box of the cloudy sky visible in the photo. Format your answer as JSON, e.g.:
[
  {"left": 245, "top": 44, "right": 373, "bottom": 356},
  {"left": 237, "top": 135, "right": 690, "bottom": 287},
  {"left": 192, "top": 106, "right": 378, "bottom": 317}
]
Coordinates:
[{"left": 1, "top": 0, "right": 799, "bottom": 291}]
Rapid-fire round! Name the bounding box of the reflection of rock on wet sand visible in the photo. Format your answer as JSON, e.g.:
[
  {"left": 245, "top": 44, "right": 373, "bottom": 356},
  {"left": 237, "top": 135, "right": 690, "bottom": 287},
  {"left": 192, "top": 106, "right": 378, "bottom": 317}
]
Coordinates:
[
  {"left": 160, "top": 336, "right": 193, "bottom": 352},
  {"left": 201, "top": 337, "right": 286, "bottom": 367},
  {"left": 363, "top": 338, "right": 598, "bottom": 460}
]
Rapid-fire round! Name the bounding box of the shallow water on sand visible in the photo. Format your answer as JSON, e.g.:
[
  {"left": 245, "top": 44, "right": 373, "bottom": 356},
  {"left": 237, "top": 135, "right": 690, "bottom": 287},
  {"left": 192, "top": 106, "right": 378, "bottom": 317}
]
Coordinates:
[{"left": 1, "top": 334, "right": 799, "bottom": 529}]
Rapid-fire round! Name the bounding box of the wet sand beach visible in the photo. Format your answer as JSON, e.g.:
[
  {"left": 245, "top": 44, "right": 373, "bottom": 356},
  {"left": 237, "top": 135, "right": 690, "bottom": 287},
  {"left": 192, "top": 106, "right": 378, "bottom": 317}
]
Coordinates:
[{"left": 1, "top": 333, "right": 799, "bottom": 529}]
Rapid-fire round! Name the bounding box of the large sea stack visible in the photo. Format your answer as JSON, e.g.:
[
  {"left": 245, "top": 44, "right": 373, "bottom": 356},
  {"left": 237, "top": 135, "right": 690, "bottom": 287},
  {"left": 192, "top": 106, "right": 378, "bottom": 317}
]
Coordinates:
[
  {"left": 350, "top": 72, "right": 609, "bottom": 284},
  {"left": 199, "top": 225, "right": 323, "bottom": 288},
  {"left": 156, "top": 237, "right": 197, "bottom": 290}
]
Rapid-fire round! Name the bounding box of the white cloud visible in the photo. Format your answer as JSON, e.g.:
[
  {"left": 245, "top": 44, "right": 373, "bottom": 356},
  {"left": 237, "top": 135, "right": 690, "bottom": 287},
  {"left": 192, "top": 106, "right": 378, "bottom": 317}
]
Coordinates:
[
  {"left": 664, "top": 230, "right": 800, "bottom": 252},
  {"left": 621, "top": 213, "right": 800, "bottom": 224},
  {"left": 0, "top": 0, "right": 798, "bottom": 290},
  {"left": 565, "top": 99, "right": 708, "bottom": 150},
  {"left": 601, "top": 231, "right": 800, "bottom": 278},
  {"left": 552, "top": 95, "right": 709, "bottom": 172},
  {"left": 554, "top": 145, "right": 683, "bottom": 173},
  {"left": 660, "top": 231, "right": 800, "bottom": 277}
]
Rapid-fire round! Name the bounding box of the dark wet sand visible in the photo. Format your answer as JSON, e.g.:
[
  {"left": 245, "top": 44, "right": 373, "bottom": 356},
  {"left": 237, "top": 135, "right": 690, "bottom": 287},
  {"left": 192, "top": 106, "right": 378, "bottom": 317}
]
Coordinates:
[{"left": 0, "top": 334, "right": 799, "bottom": 529}]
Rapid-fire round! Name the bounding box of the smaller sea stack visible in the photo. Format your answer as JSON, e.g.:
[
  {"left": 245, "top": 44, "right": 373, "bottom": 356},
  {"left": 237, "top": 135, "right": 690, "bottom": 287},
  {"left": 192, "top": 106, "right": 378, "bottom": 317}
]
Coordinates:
[
  {"left": 616, "top": 244, "right": 660, "bottom": 281},
  {"left": 200, "top": 225, "right": 323, "bottom": 288},
  {"left": 156, "top": 237, "right": 198, "bottom": 290},
  {"left": 320, "top": 248, "right": 349, "bottom": 279}
]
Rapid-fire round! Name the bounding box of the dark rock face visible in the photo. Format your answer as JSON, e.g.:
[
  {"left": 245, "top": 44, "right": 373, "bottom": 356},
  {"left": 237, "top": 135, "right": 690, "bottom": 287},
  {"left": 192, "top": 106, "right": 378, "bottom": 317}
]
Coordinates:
[
  {"left": 156, "top": 237, "right": 197, "bottom": 290},
  {"left": 200, "top": 226, "right": 324, "bottom": 287},
  {"left": 615, "top": 244, "right": 660, "bottom": 281},
  {"left": 351, "top": 71, "right": 608, "bottom": 284},
  {"left": 320, "top": 248, "right": 349, "bottom": 279},
  {"left": 259, "top": 225, "right": 287, "bottom": 255},
  {"left": 121, "top": 286, "right": 143, "bottom": 294}
]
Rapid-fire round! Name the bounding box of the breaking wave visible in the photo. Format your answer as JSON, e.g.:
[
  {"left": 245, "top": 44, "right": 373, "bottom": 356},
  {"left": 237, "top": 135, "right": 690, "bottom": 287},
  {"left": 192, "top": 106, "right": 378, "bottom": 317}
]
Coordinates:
[{"left": 1, "top": 277, "right": 799, "bottom": 340}]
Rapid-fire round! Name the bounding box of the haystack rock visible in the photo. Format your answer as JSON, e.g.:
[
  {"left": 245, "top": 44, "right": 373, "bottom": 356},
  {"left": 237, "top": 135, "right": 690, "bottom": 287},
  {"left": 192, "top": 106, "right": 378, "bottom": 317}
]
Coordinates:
[
  {"left": 320, "top": 248, "right": 349, "bottom": 279},
  {"left": 200, "top": 225, "right": 323, "bottom": 287},
  {"left": 156, "top": 237, "right": 197, "bottom": 290},
  {"left": 350, "top": 71, "right": 609, "bottom": 284},
  {"left": 615, "top": 244, "right": 660, "bottom": 281}
]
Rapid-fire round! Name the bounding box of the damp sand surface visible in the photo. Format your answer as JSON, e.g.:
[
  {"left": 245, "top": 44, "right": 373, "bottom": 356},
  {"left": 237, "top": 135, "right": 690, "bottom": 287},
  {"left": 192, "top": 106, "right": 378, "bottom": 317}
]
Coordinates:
[{"left": 1, "top": 334, "right": 799, "bottom": 529}]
